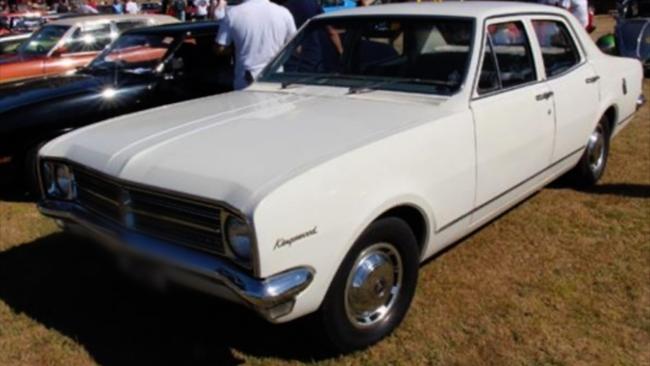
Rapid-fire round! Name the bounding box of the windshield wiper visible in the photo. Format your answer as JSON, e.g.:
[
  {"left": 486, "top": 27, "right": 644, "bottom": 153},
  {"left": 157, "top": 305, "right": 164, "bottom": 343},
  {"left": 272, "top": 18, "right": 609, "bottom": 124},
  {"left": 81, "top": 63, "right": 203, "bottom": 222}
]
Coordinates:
[
  {"left": 280, "top": 74, "right": 332, "bottom": 89},
  {"left": 348, "top": 78, "right": 456, "bottom": 95}
]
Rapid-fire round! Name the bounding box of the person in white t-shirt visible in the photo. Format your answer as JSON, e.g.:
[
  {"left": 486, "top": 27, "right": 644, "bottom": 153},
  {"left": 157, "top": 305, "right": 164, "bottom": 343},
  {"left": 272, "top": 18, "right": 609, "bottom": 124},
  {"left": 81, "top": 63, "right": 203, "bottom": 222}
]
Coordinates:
[
  {"left": 125, "top": 0, "right": 139, "bottom": 14},
  {"left": 539, "top": 0, "right": 588, "bottom": 27},
  {"left": 195, "top": 0, "right": 208, "bottom": 19},
  {"left": 214, "top": 0, "right": 296, "bottom": 90},
  {"left": 562, "top": 0, "right": 588, "bottom": 27}
]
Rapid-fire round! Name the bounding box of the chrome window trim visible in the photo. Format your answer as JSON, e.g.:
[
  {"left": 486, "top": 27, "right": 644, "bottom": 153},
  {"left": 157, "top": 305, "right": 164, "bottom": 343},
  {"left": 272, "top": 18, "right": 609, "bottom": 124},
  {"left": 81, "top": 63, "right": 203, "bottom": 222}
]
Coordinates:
[{"left": 470, "top": 12, "right": 590, "bottom": 101}]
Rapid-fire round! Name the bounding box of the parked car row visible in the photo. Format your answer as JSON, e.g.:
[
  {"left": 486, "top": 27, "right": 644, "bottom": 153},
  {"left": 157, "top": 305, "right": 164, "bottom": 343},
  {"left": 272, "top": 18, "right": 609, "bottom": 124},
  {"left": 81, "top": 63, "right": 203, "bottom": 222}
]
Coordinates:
[
  {"left": 0, "top": 14, "right": 178, "bottom": 84},
  {"left": 0, "top": 1, "right": 646, "bottom": 354},
  {"left": 0, "top": 21, "right": 232, "bottom": 188}
]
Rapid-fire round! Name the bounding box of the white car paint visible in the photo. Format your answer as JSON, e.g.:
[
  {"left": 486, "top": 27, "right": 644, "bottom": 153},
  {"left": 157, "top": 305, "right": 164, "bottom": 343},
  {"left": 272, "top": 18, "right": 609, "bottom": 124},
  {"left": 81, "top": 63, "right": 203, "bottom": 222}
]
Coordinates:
[{"left": 38, "top": 2, "right": 644, "bottom": 322}]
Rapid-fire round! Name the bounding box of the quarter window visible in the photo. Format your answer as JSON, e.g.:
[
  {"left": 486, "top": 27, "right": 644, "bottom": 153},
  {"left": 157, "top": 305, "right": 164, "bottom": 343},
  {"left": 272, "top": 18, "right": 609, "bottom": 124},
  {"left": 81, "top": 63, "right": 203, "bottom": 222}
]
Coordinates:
[
  {"left": 486, "top": 21, "right": 536, "bottom": 89},
  {"left": 532, "top": 20, "right": 580, "bottom": 77},
  {"left": 477, "top": 38, "right": 500, "bottom": 94}
]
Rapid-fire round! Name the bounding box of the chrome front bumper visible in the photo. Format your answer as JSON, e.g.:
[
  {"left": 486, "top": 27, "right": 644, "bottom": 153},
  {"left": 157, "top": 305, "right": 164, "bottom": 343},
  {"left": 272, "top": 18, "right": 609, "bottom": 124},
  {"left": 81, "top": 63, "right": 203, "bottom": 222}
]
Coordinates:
[{"left": 38, "top": 200, "right": 314, "bottom": 322}]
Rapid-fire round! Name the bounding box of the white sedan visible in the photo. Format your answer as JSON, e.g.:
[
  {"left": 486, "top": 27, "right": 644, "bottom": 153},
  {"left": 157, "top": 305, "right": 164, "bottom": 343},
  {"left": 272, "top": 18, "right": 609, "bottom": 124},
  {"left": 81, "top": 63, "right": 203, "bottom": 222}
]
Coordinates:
[{"left": 37, "top": 2, "right": 645, "bottom": 352}]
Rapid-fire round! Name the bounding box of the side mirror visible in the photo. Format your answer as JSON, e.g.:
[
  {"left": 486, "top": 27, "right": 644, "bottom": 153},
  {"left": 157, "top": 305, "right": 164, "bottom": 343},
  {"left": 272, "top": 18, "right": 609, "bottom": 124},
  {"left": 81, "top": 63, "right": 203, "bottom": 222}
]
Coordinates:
[
  {"left": 51, "top": 46, "right": 68, "bottom": 57},
  {"left": 596, "top": 34, "right": 618, "bottom": 56}
]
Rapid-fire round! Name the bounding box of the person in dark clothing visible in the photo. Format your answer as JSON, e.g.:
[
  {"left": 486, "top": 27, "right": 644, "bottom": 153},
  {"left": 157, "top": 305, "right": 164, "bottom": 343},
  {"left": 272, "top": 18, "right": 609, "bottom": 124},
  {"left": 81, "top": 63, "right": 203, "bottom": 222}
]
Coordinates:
[
  {"left": 282, "top": 0, "right": 351, "bottom": 73},
  {"left": 283, "top": 0, "right": 322, "bottom": 28}
]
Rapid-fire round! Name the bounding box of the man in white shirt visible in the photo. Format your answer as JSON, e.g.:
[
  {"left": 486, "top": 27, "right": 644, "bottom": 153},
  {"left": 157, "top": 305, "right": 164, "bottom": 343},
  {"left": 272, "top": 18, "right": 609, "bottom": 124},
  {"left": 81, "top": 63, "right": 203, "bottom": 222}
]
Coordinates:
[
  {"left": 562, "top": 0, "right": 589, "bottom": 27},
  {"left": 539, "top": 0, "right": 588, "bottom": 27},
  {"left": 125, "top": 0, "right": 139, "bottom": 14},
  {"left": 215, "top": 0, "right": 296, "bottom": 90}
]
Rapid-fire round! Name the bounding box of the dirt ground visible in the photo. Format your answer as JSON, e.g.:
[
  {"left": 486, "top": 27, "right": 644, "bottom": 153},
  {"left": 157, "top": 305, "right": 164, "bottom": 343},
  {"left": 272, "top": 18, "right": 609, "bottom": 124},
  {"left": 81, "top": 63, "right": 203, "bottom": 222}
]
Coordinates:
[{"left": 0, "top": 15, "right": 648, "bottom": 366}]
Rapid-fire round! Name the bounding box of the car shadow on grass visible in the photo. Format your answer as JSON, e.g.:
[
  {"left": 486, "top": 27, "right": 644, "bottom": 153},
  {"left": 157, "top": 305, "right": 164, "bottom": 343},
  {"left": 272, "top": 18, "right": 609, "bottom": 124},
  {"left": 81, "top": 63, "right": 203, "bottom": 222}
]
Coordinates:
[
  {"left": 581, "top": 183, "right": 650, "bottom": 198},
  {"left": 548, "top": 179, "right": 650, "bottom": 199},
  {"left": 0, "top": 233, "right": 333, "bottom": 365}
]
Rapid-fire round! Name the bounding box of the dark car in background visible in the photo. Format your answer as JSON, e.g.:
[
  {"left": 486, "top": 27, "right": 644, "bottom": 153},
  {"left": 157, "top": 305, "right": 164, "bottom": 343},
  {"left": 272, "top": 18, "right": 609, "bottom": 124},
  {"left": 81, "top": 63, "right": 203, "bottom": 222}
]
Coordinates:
[
  {"left": 0, "top": 21, "right": 233, "bottom": 190},
  {"left": 141, "top": 2, "right": 163, "bottom": 14},
  {"left": 598, "top": 0, "right": 650, "bottom": 73}
]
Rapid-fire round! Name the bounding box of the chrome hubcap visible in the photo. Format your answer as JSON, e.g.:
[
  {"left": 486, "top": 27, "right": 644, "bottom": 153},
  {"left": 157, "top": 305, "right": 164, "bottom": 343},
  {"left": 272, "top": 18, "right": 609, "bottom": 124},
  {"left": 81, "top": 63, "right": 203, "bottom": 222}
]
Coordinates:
[
  {"left": 344, "top": 243, "right": 402, "bottom": 328},
  {"left": 587, "top": 125, "right": 605, "bottom": 173}
]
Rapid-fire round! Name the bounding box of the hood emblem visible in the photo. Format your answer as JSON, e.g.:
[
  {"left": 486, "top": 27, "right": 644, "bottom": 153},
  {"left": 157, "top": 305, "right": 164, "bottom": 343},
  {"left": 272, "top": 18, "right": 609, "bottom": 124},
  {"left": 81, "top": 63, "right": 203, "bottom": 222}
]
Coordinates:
[{"left": 274, "top": 227, "right": 318, "bottom": 250}]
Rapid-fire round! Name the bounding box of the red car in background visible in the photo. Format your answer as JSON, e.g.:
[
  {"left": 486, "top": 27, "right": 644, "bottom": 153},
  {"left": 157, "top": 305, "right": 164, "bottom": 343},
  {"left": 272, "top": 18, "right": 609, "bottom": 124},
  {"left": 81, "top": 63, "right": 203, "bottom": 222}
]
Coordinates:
[{"left": 0, "top": 14, "right": 177, "bottom": 84}]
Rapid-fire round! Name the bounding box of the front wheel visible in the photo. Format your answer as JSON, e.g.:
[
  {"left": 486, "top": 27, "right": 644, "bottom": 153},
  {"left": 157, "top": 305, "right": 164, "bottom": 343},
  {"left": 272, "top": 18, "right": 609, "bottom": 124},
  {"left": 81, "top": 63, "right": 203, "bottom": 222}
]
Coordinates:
[
  {"left": 318, "top": 217, "right": 419, "bottom": 353},
  {"left": 570, "top": 116, "right": 610, "bottom": 187}
]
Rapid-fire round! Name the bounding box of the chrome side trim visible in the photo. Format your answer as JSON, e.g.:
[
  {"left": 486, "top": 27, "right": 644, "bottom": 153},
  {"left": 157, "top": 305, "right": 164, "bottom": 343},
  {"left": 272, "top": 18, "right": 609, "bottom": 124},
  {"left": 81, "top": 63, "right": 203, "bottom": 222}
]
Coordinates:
[{"left": 38, "top": 200, "right": 314, "bottom": 322}]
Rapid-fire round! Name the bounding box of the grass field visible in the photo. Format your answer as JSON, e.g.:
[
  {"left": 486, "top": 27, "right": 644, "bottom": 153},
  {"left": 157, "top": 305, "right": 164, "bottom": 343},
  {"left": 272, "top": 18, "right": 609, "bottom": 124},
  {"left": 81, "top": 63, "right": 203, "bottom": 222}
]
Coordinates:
[{"left": 0, "top": 16, "right": 648, "bottom": 366}]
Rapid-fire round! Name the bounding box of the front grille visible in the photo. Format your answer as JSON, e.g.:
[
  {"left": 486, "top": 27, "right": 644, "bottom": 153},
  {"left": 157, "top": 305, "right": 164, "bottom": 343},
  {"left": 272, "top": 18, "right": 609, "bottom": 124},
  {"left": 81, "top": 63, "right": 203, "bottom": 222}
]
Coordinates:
[{"left": 73, "top": 167, "right": 225, "bottom": 255}]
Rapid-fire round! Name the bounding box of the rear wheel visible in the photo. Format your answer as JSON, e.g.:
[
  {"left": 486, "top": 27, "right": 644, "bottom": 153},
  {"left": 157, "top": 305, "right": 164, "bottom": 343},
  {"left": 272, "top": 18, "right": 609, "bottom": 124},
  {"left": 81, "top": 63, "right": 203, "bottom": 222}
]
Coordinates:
[
  {"left": 318, "top": 217, "right": 419, "bottom": 353},
  {"left": 570, "top": 115, "right": 610, "bottom": 187}
]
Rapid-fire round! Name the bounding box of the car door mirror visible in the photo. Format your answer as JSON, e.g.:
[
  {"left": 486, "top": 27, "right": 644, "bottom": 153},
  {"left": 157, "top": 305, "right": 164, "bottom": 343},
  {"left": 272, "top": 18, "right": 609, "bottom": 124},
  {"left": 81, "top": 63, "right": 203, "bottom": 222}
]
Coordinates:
[
  {"left": 596, "top": 34, "right": 618, "bottom": 56},
  {"left": 51, "top": 46, "right": 69, "bottom": 58}
]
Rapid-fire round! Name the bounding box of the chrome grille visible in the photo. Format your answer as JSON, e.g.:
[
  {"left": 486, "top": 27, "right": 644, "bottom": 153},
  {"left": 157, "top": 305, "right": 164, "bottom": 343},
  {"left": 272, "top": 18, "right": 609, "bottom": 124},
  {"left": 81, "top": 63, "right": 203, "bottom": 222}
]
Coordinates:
[{"left": 73, "top": 167, "right": 225, "bottom": 255}]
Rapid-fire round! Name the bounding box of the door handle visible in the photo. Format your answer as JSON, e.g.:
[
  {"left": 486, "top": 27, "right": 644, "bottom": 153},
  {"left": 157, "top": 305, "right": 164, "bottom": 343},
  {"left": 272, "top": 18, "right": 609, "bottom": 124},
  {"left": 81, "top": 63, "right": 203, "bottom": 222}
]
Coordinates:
[
  {"left": 535, "top": 91, "right": 554, "bottom": 101},
  {"left": 585, "top": 76, "right": 600, "bottom": 84}
]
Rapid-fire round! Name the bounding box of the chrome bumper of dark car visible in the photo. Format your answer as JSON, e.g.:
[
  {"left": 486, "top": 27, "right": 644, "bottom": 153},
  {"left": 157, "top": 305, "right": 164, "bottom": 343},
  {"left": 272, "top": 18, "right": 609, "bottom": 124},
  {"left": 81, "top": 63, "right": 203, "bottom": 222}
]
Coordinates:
[
  {"left": 38, "top": 200, "right": 314, "bottom": 322},
  {"left": 638, "top": 94, "right": 647, "bottom": 111}
]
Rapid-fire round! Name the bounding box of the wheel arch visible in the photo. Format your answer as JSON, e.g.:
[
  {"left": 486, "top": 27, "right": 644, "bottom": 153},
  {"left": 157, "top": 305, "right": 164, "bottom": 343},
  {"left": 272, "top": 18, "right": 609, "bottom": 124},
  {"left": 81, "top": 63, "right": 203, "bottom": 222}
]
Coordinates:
[
  {"left": 603, "top": 104, "right": 618, "bottom": 137},
  {"left": 375, "top": 204, "right": 430, "bottom": 260}
]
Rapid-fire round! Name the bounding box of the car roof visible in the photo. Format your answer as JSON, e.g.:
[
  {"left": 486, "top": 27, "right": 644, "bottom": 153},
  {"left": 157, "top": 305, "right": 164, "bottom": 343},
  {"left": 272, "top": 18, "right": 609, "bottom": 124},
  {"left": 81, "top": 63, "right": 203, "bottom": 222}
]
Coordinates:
[
  {"left": 319, "top": 1, "right": 568, "bottom": 20},
  {"left": 48, "top": 14, "right": 178, "bottom": 27},
  {"left": 125, "top": 21, "right": 218, "bottom": 36}
]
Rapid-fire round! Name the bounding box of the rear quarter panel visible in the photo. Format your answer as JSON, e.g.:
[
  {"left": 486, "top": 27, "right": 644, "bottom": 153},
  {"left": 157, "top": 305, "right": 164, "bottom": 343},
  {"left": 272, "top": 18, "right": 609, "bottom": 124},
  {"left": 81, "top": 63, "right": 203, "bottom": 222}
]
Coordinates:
[{"left": 590, "top": 55, "right": 643, "bottom": 135}]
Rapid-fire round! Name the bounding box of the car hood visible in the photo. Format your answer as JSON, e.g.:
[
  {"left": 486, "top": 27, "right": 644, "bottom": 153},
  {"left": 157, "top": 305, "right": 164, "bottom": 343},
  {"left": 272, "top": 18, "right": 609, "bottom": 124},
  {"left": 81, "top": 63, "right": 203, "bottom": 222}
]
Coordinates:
[
  {"left": 0, "top": 73, "right": 102, "bottom": 114},
  {"left": 42, "top": 86, "right": 450, "bottom": 213}
]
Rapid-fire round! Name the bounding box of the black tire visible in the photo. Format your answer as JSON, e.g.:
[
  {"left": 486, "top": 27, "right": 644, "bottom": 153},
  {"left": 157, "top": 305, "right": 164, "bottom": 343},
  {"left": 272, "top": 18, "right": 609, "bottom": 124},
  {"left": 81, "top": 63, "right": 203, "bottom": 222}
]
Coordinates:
[
  {"left": 23, "top": 141, "right": 47, "bottom": 196},
  {"left": 318, "top": 217, "right": 419, "bottom": 353},
  {"left": 570, "top": 115, "right": 610, "bottom": 187}
]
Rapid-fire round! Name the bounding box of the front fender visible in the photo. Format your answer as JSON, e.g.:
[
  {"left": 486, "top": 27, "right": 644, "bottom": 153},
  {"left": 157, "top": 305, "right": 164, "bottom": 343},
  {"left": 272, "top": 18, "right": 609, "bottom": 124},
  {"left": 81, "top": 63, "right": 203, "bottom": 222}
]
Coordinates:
[{"left": 249, "top": 111, "right": 475, "bottom": 322}]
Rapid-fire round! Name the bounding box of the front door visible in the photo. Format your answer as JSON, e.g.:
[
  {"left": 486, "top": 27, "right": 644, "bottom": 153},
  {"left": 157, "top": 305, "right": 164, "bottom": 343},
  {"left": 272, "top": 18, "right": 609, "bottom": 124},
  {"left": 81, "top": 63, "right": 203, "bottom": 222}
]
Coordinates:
[{"left": 470, "top": 19, "right": 556, "bottom": 209}]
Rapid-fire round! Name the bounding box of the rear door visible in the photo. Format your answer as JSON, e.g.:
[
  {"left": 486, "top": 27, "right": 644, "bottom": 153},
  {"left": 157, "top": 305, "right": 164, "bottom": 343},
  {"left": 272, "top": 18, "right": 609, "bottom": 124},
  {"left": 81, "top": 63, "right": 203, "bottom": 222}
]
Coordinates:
[
  {"left": 470, "top": 18, "right": 555, "bottom": 208},
  {"left": 530, "top": 17, "right": 600, "bottom": 161}
]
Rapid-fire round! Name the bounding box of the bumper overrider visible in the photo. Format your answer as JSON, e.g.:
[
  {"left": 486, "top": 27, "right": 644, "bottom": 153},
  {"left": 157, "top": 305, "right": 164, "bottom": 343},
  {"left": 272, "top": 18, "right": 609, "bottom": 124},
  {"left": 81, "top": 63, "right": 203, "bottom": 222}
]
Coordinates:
[{"left": 38, "top": 200, "right": 314, "bottom": 322}]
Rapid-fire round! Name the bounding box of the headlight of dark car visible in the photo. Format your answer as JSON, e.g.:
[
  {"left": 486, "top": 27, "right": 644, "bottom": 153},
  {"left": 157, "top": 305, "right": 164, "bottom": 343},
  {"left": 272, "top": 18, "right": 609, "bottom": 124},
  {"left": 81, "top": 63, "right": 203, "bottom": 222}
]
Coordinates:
[
  {"left": 225, "top": 215, "right": 253, "bottom": 262},
  {"left": 42, "top": 161, "right": 76, "bottom": 200}
]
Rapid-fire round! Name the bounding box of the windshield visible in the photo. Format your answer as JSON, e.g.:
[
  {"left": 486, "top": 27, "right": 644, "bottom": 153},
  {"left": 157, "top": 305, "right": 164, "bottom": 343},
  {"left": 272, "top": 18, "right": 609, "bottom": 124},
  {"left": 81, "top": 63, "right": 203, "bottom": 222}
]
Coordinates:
[
  {"left": 20, "top": 24, "right": 69, "bottom": 56},
  {"left": 89, "top": 33, "right": 177, "bottom": 74},
  {"left": 260, "top": 16, "right": 474, "bottom": 95}
]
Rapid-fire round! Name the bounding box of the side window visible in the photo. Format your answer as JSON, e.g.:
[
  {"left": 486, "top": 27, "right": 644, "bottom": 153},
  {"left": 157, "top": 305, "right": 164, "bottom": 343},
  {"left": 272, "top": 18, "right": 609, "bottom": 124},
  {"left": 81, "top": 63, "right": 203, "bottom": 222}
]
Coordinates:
[
  {"left": 487, "top": 21, "right": 536, "bottom": 89},
  {"left": 532, "top": 20, "right": 580, "bottom": 77},
  {"left": 477, "top": 38, "right": 500, "bottom": 94},
  {"left": 65, "top": 23, "right": 113, "bottom": 53}
]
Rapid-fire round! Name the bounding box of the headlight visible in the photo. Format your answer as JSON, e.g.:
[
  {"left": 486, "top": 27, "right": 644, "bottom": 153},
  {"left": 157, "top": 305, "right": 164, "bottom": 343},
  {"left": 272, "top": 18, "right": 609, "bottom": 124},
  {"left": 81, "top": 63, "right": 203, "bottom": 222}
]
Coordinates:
[
  {"left": 226, "top": 216, "right": 253, "bottom": 262},
  {"left": 42, "top": 161, "right": 76, "bottom": 200}
]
